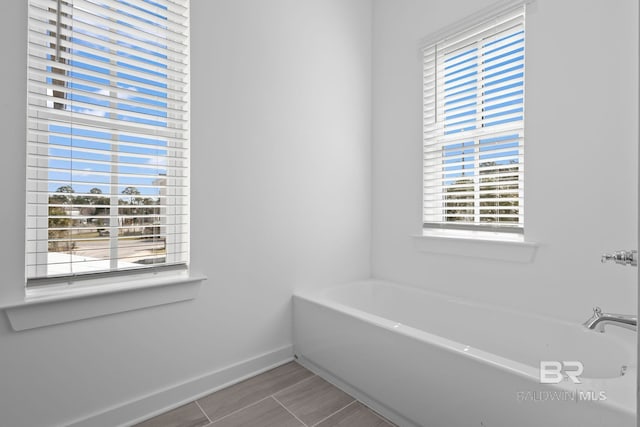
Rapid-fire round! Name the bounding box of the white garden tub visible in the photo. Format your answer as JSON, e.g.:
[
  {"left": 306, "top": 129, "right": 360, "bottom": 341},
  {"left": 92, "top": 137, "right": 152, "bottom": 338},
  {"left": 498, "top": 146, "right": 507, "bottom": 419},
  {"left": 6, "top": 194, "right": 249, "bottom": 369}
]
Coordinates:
[{"left": 293, "top": 280, "right": 636, "bottom": 427}]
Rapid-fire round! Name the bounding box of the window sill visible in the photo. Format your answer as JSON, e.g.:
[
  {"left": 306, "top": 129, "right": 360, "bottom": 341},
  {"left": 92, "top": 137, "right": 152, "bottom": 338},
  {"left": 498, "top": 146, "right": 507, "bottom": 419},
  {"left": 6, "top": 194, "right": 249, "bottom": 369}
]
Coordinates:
[
  {"left": 1, "top": 272, "right": 206, "bottom": 331},
  {"left": 413, "top": 229, "right": 537, "bottom": 263}
]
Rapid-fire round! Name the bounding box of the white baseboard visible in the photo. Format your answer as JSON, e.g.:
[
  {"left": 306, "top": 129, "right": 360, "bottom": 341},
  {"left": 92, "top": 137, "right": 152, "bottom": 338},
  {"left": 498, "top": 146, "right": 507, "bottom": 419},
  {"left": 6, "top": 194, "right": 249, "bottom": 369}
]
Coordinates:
[{"left": 66, "top": 345, "right": 294, "bottom": 427}]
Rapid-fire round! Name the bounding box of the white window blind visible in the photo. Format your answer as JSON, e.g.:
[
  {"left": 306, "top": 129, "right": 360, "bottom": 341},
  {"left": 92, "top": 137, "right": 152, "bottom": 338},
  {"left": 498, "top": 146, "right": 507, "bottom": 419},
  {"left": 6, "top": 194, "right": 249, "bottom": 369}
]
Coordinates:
[
  {"left": 26, "top": 0, "right": 190, "bottom": 282},
  {"left": 423, "top": 6, "right": 525, "bottom": 232}
]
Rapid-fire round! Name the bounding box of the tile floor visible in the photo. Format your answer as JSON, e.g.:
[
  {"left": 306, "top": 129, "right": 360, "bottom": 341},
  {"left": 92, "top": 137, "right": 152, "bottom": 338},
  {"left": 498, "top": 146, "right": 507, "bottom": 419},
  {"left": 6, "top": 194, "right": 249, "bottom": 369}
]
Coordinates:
[{"left": 134, "top": 361, "right": 395, "bottom": 427}]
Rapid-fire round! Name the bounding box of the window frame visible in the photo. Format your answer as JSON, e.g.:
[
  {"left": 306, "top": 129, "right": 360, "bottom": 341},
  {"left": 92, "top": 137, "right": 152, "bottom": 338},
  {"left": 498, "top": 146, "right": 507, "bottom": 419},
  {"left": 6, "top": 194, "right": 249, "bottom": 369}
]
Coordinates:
[
  {"left": 421, "top": 2, "right": 527, "bottom": 236},
  {"left": 25, "top": 0, "right": 191, "bottom": 289}
]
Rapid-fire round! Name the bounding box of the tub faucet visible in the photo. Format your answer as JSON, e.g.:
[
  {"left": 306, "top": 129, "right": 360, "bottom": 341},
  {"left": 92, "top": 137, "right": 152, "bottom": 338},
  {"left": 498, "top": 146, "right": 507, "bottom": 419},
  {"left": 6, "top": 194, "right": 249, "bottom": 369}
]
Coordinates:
[
  {"left": 583, "top": 307, "right": 637, "bottom": 332},
  {"left": 601, "top": 250, "right": 637, "bottom": 266}
]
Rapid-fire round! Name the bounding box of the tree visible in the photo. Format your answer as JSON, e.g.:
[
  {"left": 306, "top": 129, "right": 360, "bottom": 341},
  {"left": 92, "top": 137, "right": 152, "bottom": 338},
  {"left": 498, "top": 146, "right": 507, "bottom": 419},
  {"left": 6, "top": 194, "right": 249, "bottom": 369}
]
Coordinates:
[
  {"left": 48, "top": 186, "right": 75, "bottom": 252},
  {"left": 444, "top": 160, "right": 520, "bottom": 225},
  {"left": 90, "top": 187, "right": 109, "bottom": 206},
  {"left": 121, "top": 186, "right": 140, "bottom": 196},
  {"left": 121, "top": 186, "right": 141, "bottom": 205},
  {"left": 73, "top": 194, "right": 92, "bottom": 206},
  {"left": 121, "top": 187, "right": 142, "bottom": 232},
  {"left": 478, "top": 160, "right": 519, "bottom": 224},
  {"left": 50, "top": 185, "right": 74, "bottom": 205},
  {"left": 444, "top": 178, "right": 475, "bottom": 223},
  {"left": 57, "top": 185, "right": 74, "bottom": 193}
]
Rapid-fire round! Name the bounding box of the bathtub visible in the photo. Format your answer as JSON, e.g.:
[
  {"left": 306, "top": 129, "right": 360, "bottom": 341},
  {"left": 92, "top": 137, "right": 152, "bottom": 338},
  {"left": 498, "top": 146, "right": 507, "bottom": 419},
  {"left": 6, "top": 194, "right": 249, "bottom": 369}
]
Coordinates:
[{"left": 293, "top": 280, "right": 636, "bottom": 427}]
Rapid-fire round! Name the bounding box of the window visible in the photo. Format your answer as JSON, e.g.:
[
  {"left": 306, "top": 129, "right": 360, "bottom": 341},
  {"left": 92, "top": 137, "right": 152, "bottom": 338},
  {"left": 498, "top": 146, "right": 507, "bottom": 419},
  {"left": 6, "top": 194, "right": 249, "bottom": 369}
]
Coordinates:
[
  {"left": 422, "top": 6, "right": 525, "bottom": 233},
  {"left": 26, "top": 0, "right": 190, "bottom": 284}
]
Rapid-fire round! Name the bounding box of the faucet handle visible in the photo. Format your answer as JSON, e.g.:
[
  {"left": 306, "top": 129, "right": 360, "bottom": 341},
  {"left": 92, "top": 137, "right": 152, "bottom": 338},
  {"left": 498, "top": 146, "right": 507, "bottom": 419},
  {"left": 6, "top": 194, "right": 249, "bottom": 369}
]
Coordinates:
[
  {"left": 601, "top": 250, "right": 637, "bottom": 267},
  {"left": 583, "top": 306, "right": 604, "bottom": 331}
]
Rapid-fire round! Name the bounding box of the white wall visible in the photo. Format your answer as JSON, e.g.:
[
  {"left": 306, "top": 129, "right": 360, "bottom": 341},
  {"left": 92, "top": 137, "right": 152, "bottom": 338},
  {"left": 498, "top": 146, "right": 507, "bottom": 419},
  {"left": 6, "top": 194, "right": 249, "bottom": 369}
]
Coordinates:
[
  {"left": 0, "top": 1, "right": 372, "bottom": 426},
  {"left": 372, "top": 0, "right": 638, "bottom": 321},
  {"left": 2, "top": 1, "right": 635, "bottom": 424}
]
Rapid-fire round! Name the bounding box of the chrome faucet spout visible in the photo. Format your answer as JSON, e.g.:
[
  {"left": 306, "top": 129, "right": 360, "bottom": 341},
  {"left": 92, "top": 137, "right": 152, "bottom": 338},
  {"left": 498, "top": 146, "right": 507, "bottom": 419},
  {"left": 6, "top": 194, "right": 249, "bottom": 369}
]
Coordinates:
[{"left": 583, "top": 306, "right": 637, "bottom": 332}]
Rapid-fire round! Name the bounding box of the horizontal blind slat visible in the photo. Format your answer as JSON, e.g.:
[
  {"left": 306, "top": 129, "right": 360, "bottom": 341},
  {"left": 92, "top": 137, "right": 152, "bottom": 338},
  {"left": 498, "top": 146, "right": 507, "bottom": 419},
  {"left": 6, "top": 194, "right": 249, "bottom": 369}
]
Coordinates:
[
  {"left": 27, "top": 107, "right": 187, "bottom": 139},
  {"left": 28, "top": 56, "right": 188, "bottom": 98},
  {"left": 27, "top": 92, "right": 187, "bottom": 125}
]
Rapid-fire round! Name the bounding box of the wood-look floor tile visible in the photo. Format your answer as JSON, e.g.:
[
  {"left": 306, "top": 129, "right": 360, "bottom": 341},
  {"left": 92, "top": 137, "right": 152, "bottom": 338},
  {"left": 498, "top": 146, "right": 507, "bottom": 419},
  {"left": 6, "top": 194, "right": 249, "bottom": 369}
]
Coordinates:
[
  {"left": 197, "top": 362, "right": 314, "bottom": 422},
  {"left": 315, "top": 401, "right": 395, "bottom": 427},
  {"left": 274, "top": 375, "right": 355, "bottom": 426},
  {"left": 211, "top": 397, "right": 303, "bottom": 427},
  {"left": 133, "top": 402, "right": 209, "bottom": 427}
]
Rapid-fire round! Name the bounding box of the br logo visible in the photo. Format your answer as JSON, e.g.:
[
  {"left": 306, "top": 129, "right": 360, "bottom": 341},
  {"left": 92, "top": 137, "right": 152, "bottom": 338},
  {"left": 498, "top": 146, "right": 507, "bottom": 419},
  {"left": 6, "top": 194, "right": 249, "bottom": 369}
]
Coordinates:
[{"left": 539, "top": 361, "right": 583, "bottom": 384}]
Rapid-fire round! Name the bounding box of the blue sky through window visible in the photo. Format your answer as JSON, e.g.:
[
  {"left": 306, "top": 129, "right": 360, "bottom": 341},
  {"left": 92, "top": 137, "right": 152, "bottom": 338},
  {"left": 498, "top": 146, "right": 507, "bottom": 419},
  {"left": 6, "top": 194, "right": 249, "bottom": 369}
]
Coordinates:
[
  {"left": 46, "top": 1, "right": 172, "bottom": 198},
  {"left": 442, "top": 27, "right": 524, "bottom": 175}
]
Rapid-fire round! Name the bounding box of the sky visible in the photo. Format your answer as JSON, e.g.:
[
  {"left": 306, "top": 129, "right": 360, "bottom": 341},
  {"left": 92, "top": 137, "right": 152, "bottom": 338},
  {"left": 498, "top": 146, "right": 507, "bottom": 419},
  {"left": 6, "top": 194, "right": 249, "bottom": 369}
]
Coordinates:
[{"left": 46, "top": 0, "right": 176, "bottom": 198}]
